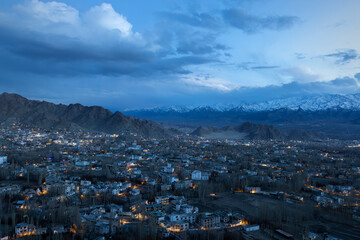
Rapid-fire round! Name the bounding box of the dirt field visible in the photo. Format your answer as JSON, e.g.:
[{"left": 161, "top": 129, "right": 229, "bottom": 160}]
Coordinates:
[{"left": 190, "top": 192, "right": 360, "bottom": 240}]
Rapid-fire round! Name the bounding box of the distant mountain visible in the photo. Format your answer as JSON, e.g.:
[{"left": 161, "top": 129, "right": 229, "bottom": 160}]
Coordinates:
[
  {"left": 126, "top": 93, "right": 360, "bottom": 114},
  {"left": 124, "top": 93, "right": 360, "bottom": 139},
  {"left": 0, "top": 93, "right": 170, "bottom": 138},
  {"left": 191, "top": 122, "right": 321, "bottom": 140}
]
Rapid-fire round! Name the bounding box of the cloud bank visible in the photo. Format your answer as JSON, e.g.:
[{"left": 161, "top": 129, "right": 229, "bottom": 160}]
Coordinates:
[{"left": 0, "top": 0, "right": 358, "bottom": 110}]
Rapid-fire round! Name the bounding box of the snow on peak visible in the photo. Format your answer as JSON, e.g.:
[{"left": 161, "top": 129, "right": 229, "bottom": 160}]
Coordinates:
[{"left": 125, "top": 93, "right": 360, "bottom": 113}]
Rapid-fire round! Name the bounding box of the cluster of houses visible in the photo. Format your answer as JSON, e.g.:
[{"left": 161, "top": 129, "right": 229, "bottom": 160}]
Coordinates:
[{"left": 0, "top": 123, "right": 358, "bottom": 239}]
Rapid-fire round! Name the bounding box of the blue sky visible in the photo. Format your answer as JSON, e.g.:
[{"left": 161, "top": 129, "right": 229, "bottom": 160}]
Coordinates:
[{"left": 0, "top": 0, "right": 360, "bottom": 110}]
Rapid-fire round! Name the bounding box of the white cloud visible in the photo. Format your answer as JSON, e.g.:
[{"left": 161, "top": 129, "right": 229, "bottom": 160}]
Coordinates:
[
  {"left": 182, "top": 76, "right": 240, "bottom": 91},
  {"left": 281, "top": 66, "right": 320, "bottom": 83},
  {"left": 15, "top": 0, "right": 79, "bottom": 25},
  {"left": 84, "top": 3, "right": 133, "bottom": 36},
  {"left": 8, "top": 1, "right": 135, "bottom": 40}
]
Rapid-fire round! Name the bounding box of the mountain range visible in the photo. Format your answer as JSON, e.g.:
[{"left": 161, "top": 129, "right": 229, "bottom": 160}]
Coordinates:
[
  {"left": 124, "top": 93, "right": 360, "bottom": 139},
  {"left": 0, "top": 93, "right": 169, "bottom": 138},
  {"left": 125, "top": 93, "right": 360, "bottom": 113},
  {"left": 1, "top": 92, "right": 360, "bottom": 140}
]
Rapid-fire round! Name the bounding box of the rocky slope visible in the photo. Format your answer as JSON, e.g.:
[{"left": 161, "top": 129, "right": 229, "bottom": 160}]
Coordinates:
[
  {"left": 0, "top": 93, "right": 169, "bottom": 138},
  {"left": 191, "top": 122, "right": 322, "bottom": 140}
]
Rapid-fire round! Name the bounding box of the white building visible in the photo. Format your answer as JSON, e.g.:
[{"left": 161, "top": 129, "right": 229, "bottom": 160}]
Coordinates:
[
  {"left": 163, "top": 164, "right": 174, "bottom": 173},
  {"left": 192, "top": 170, "right": 210, "bottom": 181},
  {"left": 243, "top": 225, "right": 260, "bottom": 232},
  {"left": 0, "top": 156, "right": 7, "bottom": 165},
  {"left": 169, "top": 222, "right": 189, "bottom": 232},
  {"left": 15, "top": 223, "right": 35, "bottom": 236},
  {"left": 75, "top": 161, "right": 89, "bottom": 167},
  {"left": 80, "top": 180, "right": 91, "bottom": 186},
  {"left": 169, "top": 213, "right": 196, "bottom": 223},
  {"left": 191, "top": 170, "right": 202, "bottom": 180}
]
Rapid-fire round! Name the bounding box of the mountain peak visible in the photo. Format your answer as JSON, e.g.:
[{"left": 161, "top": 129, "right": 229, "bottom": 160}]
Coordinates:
[{"left": 0, "top": 92, "right": 27, "bottom": 100}]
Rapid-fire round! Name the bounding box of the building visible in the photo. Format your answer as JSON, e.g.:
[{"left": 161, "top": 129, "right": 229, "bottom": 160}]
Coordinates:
[
  {"left": 192, "top": 170, "right": 210, "bottom": 181},
  {"left": 245, "top": 187, "right": 261, "bottom": 194},
  {"left": 169, "top": 221, "right": 189, "bottom": 232},
  {"left": 243, "top": 225, "right": 260, "bottom": 232},
  {"left": 169, "top": 213, "right": 196, "bottom": 224},
  {"left": 155, "top": 196, "right": 170, "bottom": 205},
  {"left": 15, "top": 223, "right": 35, "bottom": 236},
  {"left": 191, "top": 170, "right": 202, "bottom": 180},
  {"left": 200, "top": 213, "right": 220, "bottom": 229},
  {"left": 0, "top": 156, "right": 7, "bottom": 165},
  {"left": 145, "top": 203, "right": 165, "bottom": 212},
  {"left": 95, "top": 222, "right": 110, "bottom": 235}
]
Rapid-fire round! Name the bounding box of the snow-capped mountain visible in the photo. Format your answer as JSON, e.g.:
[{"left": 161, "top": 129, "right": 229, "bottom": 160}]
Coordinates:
[
  {"left": 123, "top": 93, "right": 360, "bottom": 139},
  {"left": 126, "top": 93, "right": 360, "bottom": 113},
  {"left": 241, "top": 93, "right": 360, "bottom": 112}
]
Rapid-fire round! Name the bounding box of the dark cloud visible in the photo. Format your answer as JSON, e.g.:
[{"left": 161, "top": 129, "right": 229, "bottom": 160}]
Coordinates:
[
  {"left": 222, "top": 8, "right": 299, "bottom": 33},
  {"left": 251, "top": 65, "right": 280, "bottom": 70},
  {"left": 323, "top": 49, "right": 359, "bottom": 64},
  {"left": 0, "top": 26, "right": 154, "bottom": 63},
  {"left": 295, "top": 53, "right": 306, "bottom": 60},
  {"left": 161, "top": 7, "right": 299, "bottom": 34},
  {"left": 0, "top": 0, "right": 354, "bottom": 110},
  {"left": 176, "top": 32, "right": 229, "bottom": 55},
  {"left": 0, "top": 41, "right": 216, "bottom": 77},
  {"left": 0, "top": 3, "right": 222, "bottom": 78},
  {"left": 0, "top": 1, "right": 299, "bottom": 81},
  {"left": 155, "top": 10, "right": 230, "bottom": 57}
]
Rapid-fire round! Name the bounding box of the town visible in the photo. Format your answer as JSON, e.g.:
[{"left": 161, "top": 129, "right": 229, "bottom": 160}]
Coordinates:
[{"left": 0, "top": 122, "right": 359, "bottom": 240}]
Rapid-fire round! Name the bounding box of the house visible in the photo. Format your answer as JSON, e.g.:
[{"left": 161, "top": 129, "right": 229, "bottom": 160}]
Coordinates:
[
  {"left": 108, "top": 204, "right": 123, "bottom": 214},
  {"left": 200, "top": 213, "right": 220, "bottom": 229},
  {"left": 169, "top": 213, "right": 196, "bottom": 224},
  {"left": 275, "top": 229, "right": 294, "bottom": 239},
  {"left": 308, "top": 232, "right": 320, "bottom": 240},
  {"left": 80, "top": 180, "right": 91, "bottom": 186},
  {"left": 243, "top": 225, "right": 259, "bottom": 232},
  {"left": 149, "top": 211, "right": 166, "bottom": 224},
  {"left": 353, "top": 209, "right": 360, "bottom": 222},
  {"left": 155, "top": 196, "right": 170, "bottom": 205},
  {"left": 0, "top": 156, "right": 7, "bottom": 164},
  {"left": 191, "top": 170, "right": 201, "bottom": 180},
  {"left": 52, "top": 226, "right": 67, "bottom": 234},
  {"left": 95, "top": 221, "right": 110, "bottom": 235},
  {"left": 245, "top": 186, "right": 261, "bottom": 194},
  {"left": 163, "top": 164, "right": 174, "bottom": 173},
  {"left": 169, "top": 221, "right": 189, "bottom": 232},
  {"left": 161, "top": 174, "right": 178, "bottom": 184},
  {"left": 201, "top": 172, "right": 211, "bottom": 181},
  {"left": 130, "top": 188, "right": 140, "bottom": 196},
  {"left": 174, "top": 180, "right": 192, "bottom": 190},
  {"left": 191, "top": 170, "right": 210, "bottom": 181},
  {"left": 15, "top": 222, "right": 35, "bottom": 236},
  {"left": 145, "top": 203, "right": 165, "bottom": 212},
  {"left": 159, "top": 228, "right": 170, "bottom": 238},
  {"left": 216, "top": 211, "right": 231, "bottom": 223},
  {"left": 75, "top": 161, "right": 89, "bottom": 167},
  {"left": 65, "top": 182, "right": 77, "bottom": 196}
]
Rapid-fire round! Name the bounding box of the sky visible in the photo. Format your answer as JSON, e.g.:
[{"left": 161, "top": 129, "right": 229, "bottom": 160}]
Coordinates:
[{"left": 0, "top": 0, "right": 360, "bottom": 110}]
